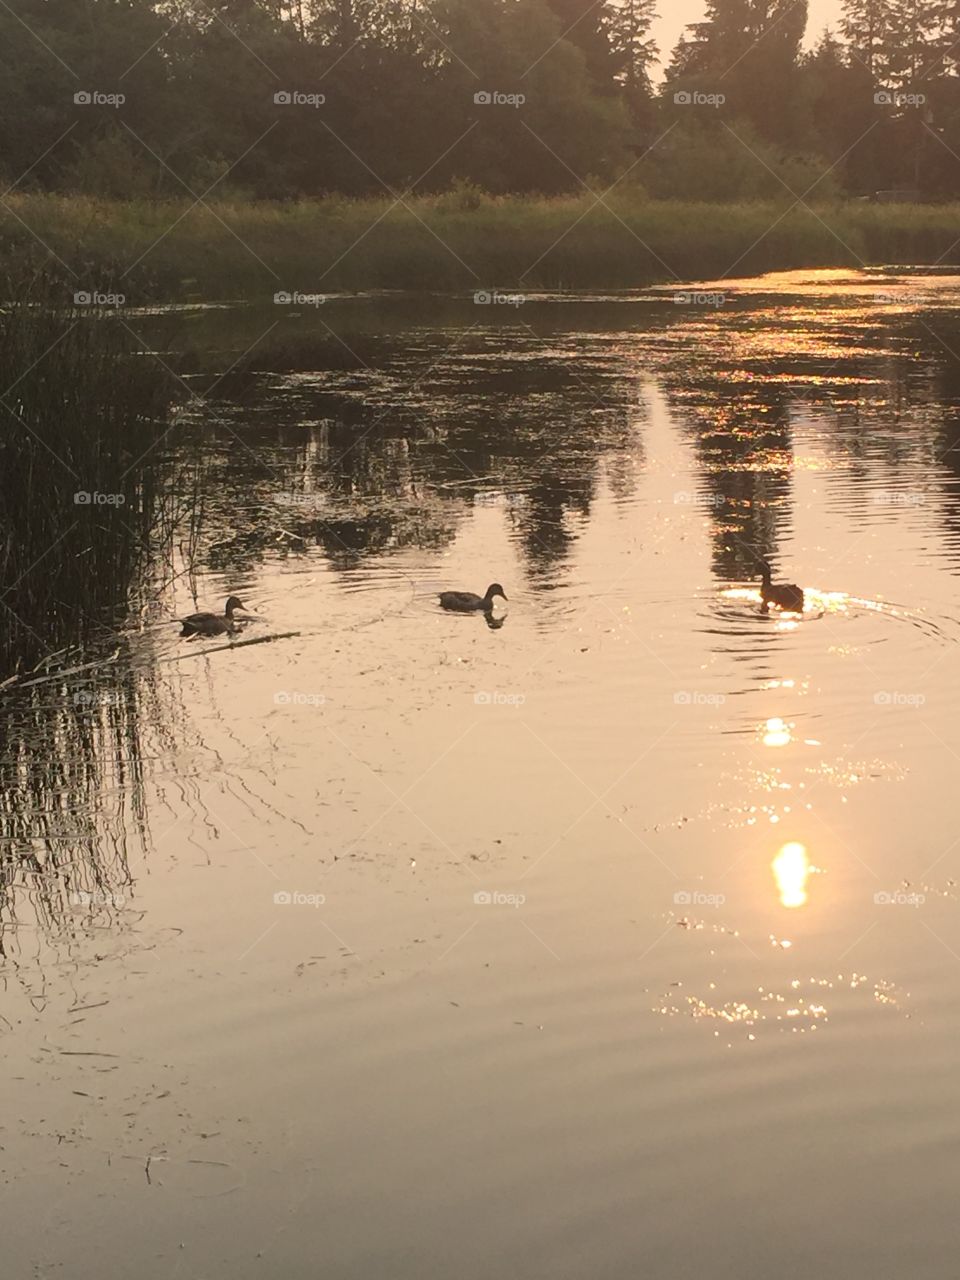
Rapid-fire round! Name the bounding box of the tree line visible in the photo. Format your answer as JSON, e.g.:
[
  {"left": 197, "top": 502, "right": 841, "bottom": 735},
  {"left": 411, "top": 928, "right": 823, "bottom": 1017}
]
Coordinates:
[{"left": 1, "top": 0, "right": 958, "bottom": 201}]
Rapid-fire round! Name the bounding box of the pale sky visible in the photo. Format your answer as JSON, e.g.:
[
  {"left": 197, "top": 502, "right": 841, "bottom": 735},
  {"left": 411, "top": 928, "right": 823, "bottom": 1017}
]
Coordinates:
[{"left": 652, "top": 0, "right": 843, "bottom": 75}]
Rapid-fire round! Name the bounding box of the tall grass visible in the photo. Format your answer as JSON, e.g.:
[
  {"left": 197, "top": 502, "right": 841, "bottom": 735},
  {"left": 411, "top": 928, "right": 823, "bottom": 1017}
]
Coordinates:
[
  {"left": 0, "top": 267, "right": 177, "bottom": 675},
  {"left": 3, "top": 192, "right": 960, "bottom": 299}
]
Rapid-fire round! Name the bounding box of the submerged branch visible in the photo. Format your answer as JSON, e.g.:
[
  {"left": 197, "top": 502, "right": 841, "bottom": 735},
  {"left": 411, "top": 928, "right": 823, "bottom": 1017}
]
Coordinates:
[{"left": 161, "top": 631, "right": 303, "bottom": 661}]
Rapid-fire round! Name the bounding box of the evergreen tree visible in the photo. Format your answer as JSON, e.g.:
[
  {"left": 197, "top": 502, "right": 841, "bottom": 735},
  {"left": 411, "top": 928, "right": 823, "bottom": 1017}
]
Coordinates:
[
  {"left": 1, "top": 0, "right": 958, "bottom": 200},
  {"left": 608, "top": 0, "right": 658, "bottom": 116},
  {"left": 665, "top": 0, "right": 808, "bottom": 144},
  {"left": 544, "top": 0, "right": 618, "bottom": 93},
  {"left": 801, "top": 26, "right": 891, "bottom": 191},
  {"left": 885, "top": 0, "right": 940, "bottom": 89},
  {"left": 840, "top": 0, "right": 893, "bottom": 77}
]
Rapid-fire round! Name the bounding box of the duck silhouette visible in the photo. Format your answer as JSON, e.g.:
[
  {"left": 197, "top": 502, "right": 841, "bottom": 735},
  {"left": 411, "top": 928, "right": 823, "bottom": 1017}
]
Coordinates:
[
  {"left": 180, "top": 596, "right": 246, "bottom": 638},
  {"left": 439, "top": 583, "right": 508, "bottom": 613},
  {"left": 759, "top": 562, "right": 804, "bottom": 612}
]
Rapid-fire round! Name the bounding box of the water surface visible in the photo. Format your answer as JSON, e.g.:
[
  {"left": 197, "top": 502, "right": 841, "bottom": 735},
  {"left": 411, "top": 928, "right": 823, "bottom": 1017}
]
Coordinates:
[{"left": 4, "top": 269, "right": 960, "bottom": 1278}]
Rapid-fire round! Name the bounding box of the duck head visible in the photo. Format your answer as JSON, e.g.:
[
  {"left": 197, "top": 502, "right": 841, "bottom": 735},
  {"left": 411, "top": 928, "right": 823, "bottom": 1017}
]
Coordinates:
[
  {"left": 225, "top": 595, "right": 246, "bottom": 615},
  {"left": 483, "top": 583, "right": 508, "bottom": 607}
]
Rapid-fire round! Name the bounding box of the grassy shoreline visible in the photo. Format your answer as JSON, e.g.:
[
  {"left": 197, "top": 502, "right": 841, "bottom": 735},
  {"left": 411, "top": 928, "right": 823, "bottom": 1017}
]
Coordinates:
[{"left": 4, "top": 192, "right": 960, "bottom": 301}]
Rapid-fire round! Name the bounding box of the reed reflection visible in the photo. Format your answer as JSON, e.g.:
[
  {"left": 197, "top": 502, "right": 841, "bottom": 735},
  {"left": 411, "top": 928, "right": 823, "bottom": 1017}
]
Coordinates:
[{"left": 0, "top": 272, "right": 196, "bottom": 982}]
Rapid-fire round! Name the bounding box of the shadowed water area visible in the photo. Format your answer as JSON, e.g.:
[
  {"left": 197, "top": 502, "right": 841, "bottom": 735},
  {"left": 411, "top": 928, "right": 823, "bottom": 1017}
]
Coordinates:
[{"left": 3, "top": 269, "right": 960, "bottom": 1278}]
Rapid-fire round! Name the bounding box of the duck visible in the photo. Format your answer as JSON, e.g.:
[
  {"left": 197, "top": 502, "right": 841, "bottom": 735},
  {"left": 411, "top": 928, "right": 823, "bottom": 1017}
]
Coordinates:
[
  {"left": 439, "top": 583, "right": 508, "bottom": 613},
  {"left": 180, "top": 595, "right": 247, "bottom": 638},
  {"left": 759, "top": 562, "right": 804, "bottom": 612}
]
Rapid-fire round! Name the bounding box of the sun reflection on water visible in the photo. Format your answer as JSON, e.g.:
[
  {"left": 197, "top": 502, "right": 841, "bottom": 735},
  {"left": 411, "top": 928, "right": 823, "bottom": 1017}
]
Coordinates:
[
  {"left": 763, "top": 717, "right": 792, "bottom": 747},
  {"left": 655, "top": 971, "right": 906, "bottom": 1044},
  {"left": 721, "top": 585, "right": 857, "bottom": 622},
  {"left": 772, "top": 841, "right": 811, "bottom": 908}
]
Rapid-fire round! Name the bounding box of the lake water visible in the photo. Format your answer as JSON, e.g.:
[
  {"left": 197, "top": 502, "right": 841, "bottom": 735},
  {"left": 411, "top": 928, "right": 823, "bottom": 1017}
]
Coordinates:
[{"left": 4, "top": 268, "right": 960, "bottom": 1278}]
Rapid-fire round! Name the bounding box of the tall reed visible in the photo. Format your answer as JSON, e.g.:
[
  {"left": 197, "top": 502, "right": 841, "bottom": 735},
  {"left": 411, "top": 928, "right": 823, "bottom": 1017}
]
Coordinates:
[{"left": 0, "top": 267, "right": 176, "bottom": 675}]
